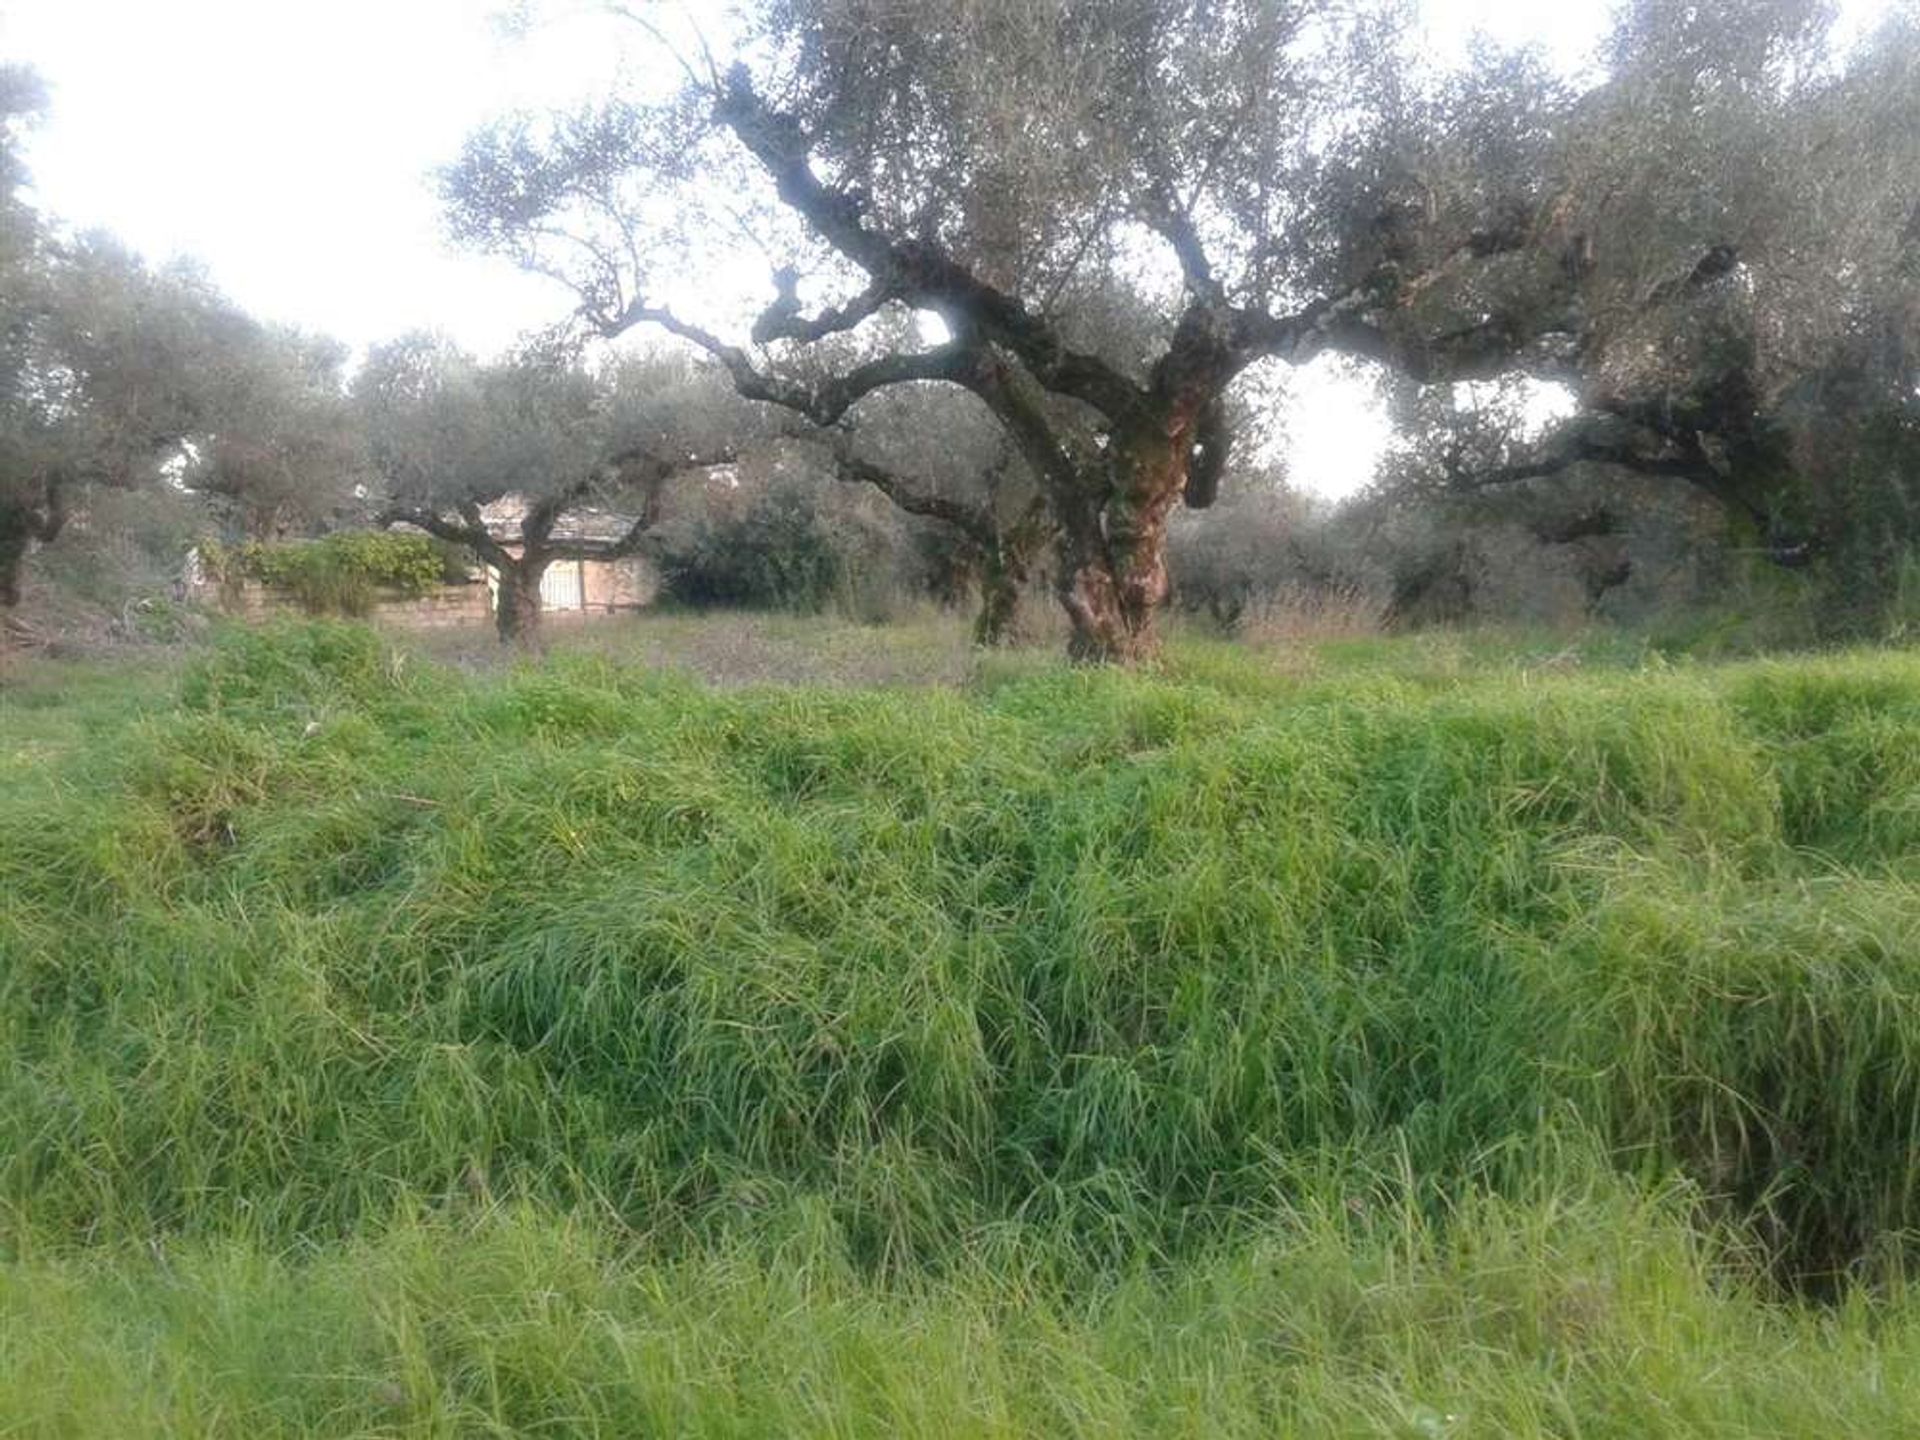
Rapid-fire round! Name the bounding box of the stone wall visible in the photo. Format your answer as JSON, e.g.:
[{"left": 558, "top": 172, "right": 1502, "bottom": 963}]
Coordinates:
[
  {"left": 199, "top": 558, "right": 658, "bottom": 631},
  {"left": 211, "top": 579, "right": 494, "bottom": 631},
  {"left": 371, "top": 584, "right": 495, "bottom": 630}
]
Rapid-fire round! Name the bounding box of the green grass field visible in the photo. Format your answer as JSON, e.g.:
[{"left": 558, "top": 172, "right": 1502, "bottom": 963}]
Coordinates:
[{"left": 3, "top": 616, "right": 1919, "bottom": 1436}]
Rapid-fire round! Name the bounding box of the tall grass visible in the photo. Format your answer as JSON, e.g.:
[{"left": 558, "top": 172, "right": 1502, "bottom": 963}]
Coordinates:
[{"left": 3, "top": 619, "right": 1919, "bottom": 1434}]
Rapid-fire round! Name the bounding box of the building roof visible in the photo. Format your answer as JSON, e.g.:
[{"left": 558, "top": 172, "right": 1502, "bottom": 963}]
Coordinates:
[{"left": 478, "top": 495, "right": 642, "bottom": 551}]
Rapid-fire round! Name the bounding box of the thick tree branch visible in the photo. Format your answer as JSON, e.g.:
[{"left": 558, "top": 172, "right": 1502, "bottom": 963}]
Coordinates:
[
  {"left": 962, "top": 349, "right": 1093, "bottom": 501},
  {"left": 750, "top": 267, "right": 900, "bottom": 346},
  {"left": 596, "top": 299, "right": 977, "bottom": 427},
  {"left": 1437, "top": 410, "right": 1775, "bottom": 534},
  {"left": 1141, "top": 192, "right": 1224, "bottom": 306},
  {"left": 383, "top": 443, "right": 741, "bottom": 569},
  {"left": 1228, "top": 223, "right": 1576, "bottom": 382},
  {"left": 1444, "top": 430, "right": 1713, "bottom": 491},
  {"left": 604, "top": 442, "right": 742, "bottom": 537},
  {"left": 1328, "top": 309, "right": 1563, "bottom": 384},
  {"left": 710, "top": 65, "right": 1149, "bottom": 423},
  {"left": 376, "top": 504, "right": 515, "bottom": 569},
  {"left": 812, "top": 349, "right": 984, "bottom": 422},
  {"left": 521, "top": 478, "right": 595, "bottom": 549},
  {"left": 813, "top": 434, "right": 996, "bottom": 545}
]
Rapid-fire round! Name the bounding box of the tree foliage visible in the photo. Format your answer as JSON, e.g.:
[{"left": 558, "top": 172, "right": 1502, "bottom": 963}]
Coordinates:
[
  {"left": 185, "top": 327, "right": 368, "bottom": 541},
  {"left": 446, "top": 0, "right": 1919, "bottom": 654},
  {"left": 1377, "top": 4, "right": 1920, "bottom": 629},
  {"left": 0, "top": 67, "right": 368, "bottom": 616},
  {"left": 358, "top": 333, "right": 753, "bottom": 643},
  {"left": 445, "top": 0, "right": 1593, "bottom": 660}
]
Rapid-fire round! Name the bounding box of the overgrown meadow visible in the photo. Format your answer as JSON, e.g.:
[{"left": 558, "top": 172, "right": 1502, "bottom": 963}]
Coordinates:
[{"left": 3, "top": 621, "right": 1919, "bottom": 1436}]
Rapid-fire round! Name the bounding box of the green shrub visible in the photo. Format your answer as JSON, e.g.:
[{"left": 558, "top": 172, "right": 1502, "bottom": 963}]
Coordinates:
[
  {"left": 201, "top": 532, "right": 471, "bottom": 616},
  {"left": 177, "top": 619, "right": 407, "bottom": 717},
  {"left": 657, "top": 482, "right": 874, "bottom": 613}
]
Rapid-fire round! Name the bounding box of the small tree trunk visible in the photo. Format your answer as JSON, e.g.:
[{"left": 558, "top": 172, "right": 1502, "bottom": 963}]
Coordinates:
[
  {"left": 494, "top": 559, "right": 547, "bottom": 647},
  {"left": 0, "top": 525, "right": 27, "bottom": 610},
  {"left": 2, "top": 487, "right": 71, "bottom": 615},
  {"left": 973, "top": 554, "right": 1020, "bottom": 647}
]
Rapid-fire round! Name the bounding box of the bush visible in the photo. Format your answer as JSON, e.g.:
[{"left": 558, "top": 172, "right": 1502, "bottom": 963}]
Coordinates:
[
  {"left": 12, "top": 486, "right": 209, "bottom": 646},
  {"left": 657, "top": 480, "right": 896, "bottom": 615},
  {"left": 37, "top": 488, "right": 206, "bottom": 610},
  {"left": 201, "top": 532, "right": 471, "bottom": 617},
  {"left": 1170, "top": 488, "right": 1387, "bottom": 633},
  {"left": 176, "top": 619, "right": 409, "bottom": 716}
]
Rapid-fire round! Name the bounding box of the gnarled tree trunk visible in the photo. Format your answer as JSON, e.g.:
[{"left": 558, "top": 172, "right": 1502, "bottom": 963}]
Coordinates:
[
  {"left": 972, "top": 503, "right": 1052, "bottom": 648},
  {"left": 1054, "top": 413, "right": 1202, "bottom": 664},
  {"left": 1057, "top": 514, "right": 1145, "bottom": 662},
  {"left": 1, "top": 487, "right": 68, "bottom": 613}
]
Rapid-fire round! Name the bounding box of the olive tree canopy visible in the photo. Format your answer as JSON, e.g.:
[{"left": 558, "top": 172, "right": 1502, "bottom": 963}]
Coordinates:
[
  {"left": 1, "top": 66, "right": 369, "bottom": 614},
  {"left": 185, "top": 326, "right": 367, "bottom": 542},
  {"left": 446, "top": 0, "right": 1918, "bottom": 654},
  {"left": 444, "top": 0, "right": 1597, "bottom": 660},
  {"left": 1377, "top": 2, "right": 1920, "bottom": 624},
  {"left": 359, "top": 333, "right": 752, "bottom": 643}
]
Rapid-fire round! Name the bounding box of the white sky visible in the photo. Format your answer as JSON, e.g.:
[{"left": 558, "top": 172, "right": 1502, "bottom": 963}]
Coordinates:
[{"left": 0, "top": 0, "right": 1894, "bottom": 499}]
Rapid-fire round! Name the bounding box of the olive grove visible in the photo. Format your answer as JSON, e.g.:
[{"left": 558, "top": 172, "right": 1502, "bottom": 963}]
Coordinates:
[
  {"left": 0, "top": 64, "right": 369, "bottom": 624},
  {"left": 444, "top": 0, "right": 1918, "bottom": 657}
]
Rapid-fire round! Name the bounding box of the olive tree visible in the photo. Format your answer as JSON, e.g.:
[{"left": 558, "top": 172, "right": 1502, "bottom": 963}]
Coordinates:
[
  {"left": 360, "top": 334, "right": 744, "bottom": 644},
  {"left": 0, "top": 66, "right": 366, "bottom": 618},
  {"left": 443, "top": 1, "right": 1596, "bottom": 661},
  {"left": 1394, "top": 3, "right": 1920, "bottom": 626},
  {"left": 185, "top": 327, "right": 368, "bottom": 542},
  {"left": 817, "top": 380, "right": 1049, "bottom": 644}
]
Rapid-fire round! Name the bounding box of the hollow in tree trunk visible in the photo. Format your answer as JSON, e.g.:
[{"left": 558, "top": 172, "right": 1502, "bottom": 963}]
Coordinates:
[{"left": 494, "top": 559, "right": 547, "bottom": 647}]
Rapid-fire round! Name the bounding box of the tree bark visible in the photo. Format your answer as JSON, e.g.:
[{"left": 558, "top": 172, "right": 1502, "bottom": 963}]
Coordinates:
[
  {"left": 973, "top": 541, "right": 1027, "bottom": 647},
  {"left": 1, "top": 489, "right": 67, "bottom": 612},
  {"left": 1051, "top": 415, "right": 1202, "bottom": 663},
  {"left": 0, "top": 518, "right": 28, "bottom": 610},
  {"left": 379, "top": 504, "right": 576, "bottom": 650},
  {"left": 494, "top": 559, "right": 548, "bottom": 648}
]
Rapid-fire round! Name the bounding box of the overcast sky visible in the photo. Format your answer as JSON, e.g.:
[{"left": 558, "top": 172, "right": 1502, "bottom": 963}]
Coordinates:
[{"left": 0, "top": 1, "right": 1894, "bottom": 497}]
